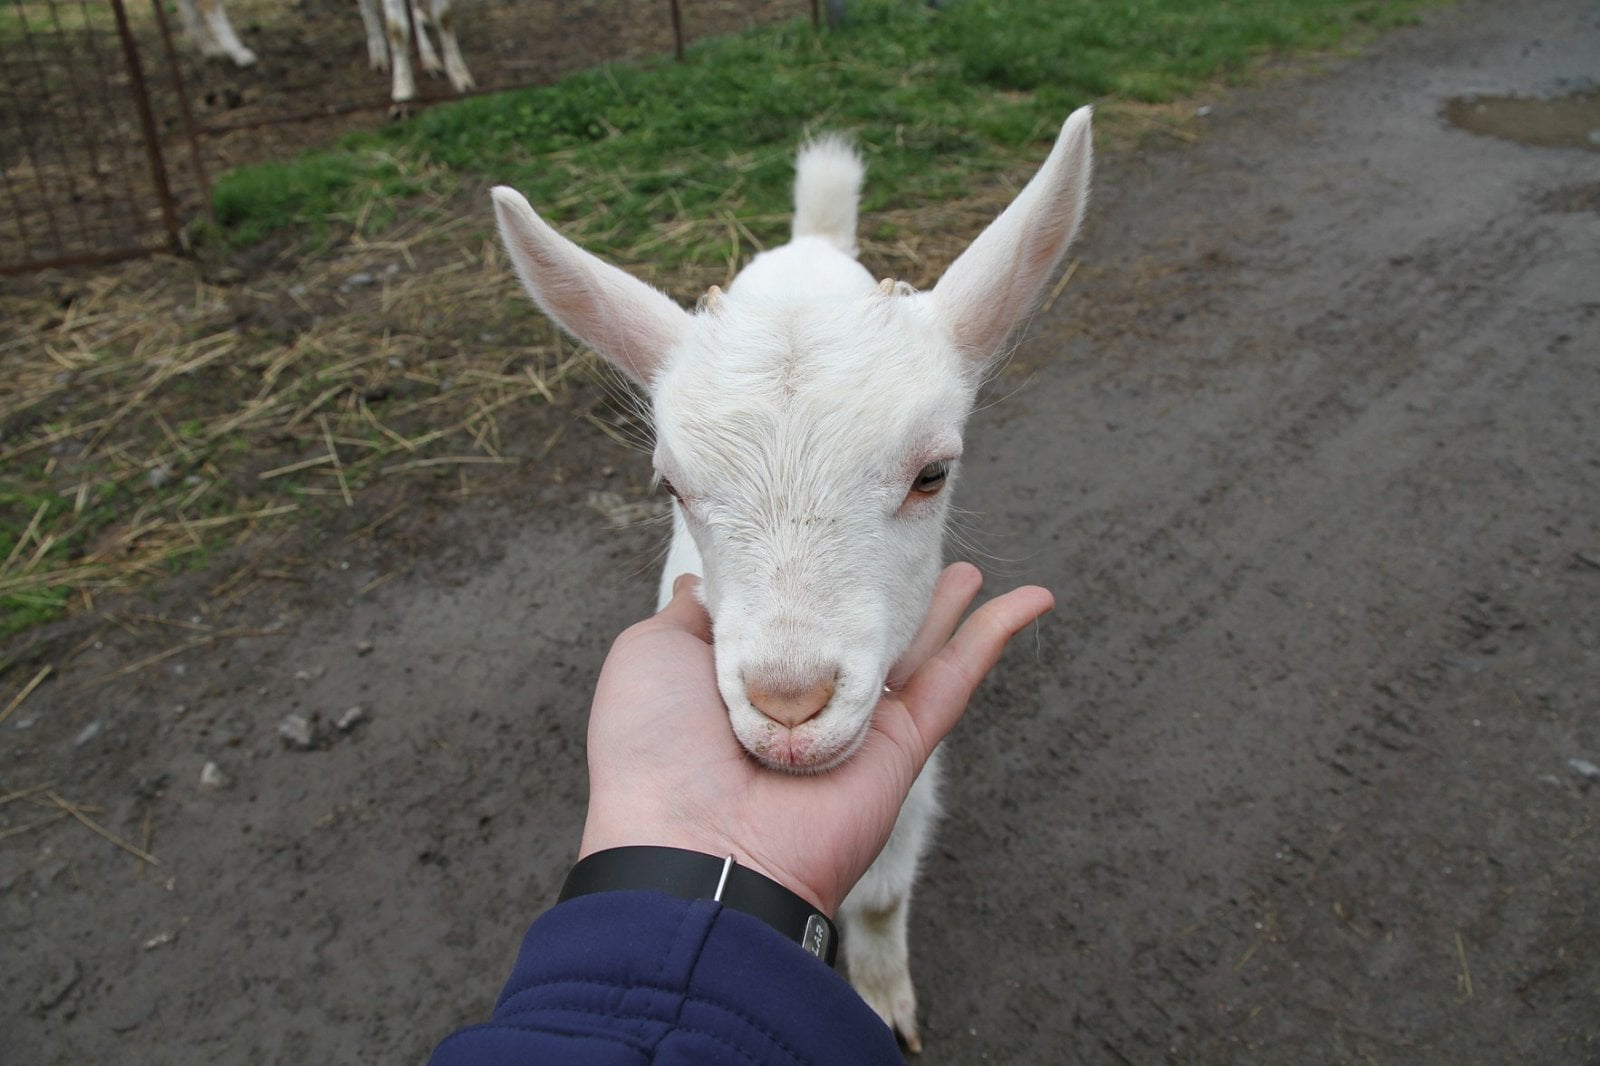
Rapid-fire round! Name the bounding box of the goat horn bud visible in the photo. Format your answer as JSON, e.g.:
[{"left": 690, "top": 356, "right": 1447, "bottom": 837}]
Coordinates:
[
  {"left": 877, "top": 277, "right": 897, "bottom": 295},
  {"left": 698, "top": 285, "right": 726, "bottom": 313}
]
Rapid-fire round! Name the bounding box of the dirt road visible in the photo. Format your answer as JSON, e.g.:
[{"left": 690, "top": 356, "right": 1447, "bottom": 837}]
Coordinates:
[{"left": 5, "top": 0, "right": 1597, "bottom": 1061}]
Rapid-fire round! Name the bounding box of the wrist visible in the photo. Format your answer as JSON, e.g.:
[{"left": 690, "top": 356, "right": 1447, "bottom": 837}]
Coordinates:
[
  {"left": 561, "top": 846, "right": 839, "bottom": 967},
  {"left": 581, "top": 820, "right": 831, "bottom": 912}
]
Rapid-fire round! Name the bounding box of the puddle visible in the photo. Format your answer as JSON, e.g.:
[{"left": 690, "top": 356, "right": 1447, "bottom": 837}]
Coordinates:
[{"left": 1443, "top": 88, "right": 1600, "bottom": 152}]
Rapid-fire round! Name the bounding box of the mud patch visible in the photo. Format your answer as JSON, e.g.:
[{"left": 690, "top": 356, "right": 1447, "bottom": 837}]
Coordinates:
[{"left": 1443, "top": 87, "right": 1600, "bottom": 151}]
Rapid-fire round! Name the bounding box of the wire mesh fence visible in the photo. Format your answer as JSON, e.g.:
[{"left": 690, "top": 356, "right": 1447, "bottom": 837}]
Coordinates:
[
  {"left": 2, "top": 0, "right": 205, "bottom": 272},
  {"left": 2, "top": 0, "right": 812, "bottom": 275}
]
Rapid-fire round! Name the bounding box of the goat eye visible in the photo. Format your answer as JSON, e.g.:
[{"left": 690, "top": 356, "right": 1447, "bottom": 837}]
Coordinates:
[
  {"left": 912, "top": 461, "right": 949, "bottom": 495},
  {"left": 660, "top": 478, "right": 682, "bottom": 501}
]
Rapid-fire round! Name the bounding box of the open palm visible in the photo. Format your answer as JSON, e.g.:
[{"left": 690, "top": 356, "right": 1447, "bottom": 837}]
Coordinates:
[{"left": 581, "top": 563, "right": 1054, "bottom": 915}]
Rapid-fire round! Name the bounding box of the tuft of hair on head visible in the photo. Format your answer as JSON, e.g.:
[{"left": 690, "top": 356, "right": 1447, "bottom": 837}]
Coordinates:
[{"left": 792, "top": 133, "right": 866, "bottom": 257}]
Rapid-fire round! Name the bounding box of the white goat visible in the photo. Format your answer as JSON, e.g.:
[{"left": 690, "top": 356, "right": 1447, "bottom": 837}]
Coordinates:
[
  {"left": 175, "top": 0, "right": 474, "bottom": 108},
  {"left": 493, "top": 108, "right": 1093, "bottom": 1050}
]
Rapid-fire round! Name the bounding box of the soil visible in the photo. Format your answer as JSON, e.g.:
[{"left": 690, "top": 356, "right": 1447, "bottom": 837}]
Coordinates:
[{"left": 4, "top": 0, "right": 1599, "bottom": 1062}]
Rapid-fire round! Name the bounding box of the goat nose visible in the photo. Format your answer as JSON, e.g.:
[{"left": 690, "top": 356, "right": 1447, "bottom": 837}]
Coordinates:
[{"left": 745, "top": 674, "right": 836, "bottom": 729}]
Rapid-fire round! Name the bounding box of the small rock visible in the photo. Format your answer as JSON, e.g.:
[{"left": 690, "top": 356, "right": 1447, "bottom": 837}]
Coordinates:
[
  {"left": 1568, "top": 757, "right": 1600, "bottom": 781},
  {"left": 141, "top": 930, "right": 178, "bottom": 951},
  {"left": 343, "top": 271, "right": 376, "bottom": 290},
  {"left": 199, "top": 761, "right": 228, "bottom": 790},
  {"left": 335, "top": 706, "right": 366, "bottom": 732},
  {"left": 146, "top": 464, "right": 175, "bottom": 489},
  {"left": 278, "top": 715, "right": 317, "bottom": 750},
  {"left": 73, "top": 719, "right": 103, "bottom": 747},
  {"left": 355, "top": 640, "right": 374, "bottom": 656}
]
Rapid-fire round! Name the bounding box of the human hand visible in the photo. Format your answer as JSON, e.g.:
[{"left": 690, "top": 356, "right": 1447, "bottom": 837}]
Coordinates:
[{"left": 579, "top": 563, "right": 1054, "bottom": 915}]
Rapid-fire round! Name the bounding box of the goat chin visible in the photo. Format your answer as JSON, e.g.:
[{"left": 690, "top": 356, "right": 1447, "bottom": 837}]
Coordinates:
[
  {"left": 730, "top": 702, "right": 878, "bottom": 774},
  {"left": 493, "top": 106, "right": 1095, "bottom": 1050}
]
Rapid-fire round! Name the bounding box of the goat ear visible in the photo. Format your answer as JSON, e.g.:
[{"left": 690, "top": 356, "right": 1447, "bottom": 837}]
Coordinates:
[
  {"left": 925, "top": 107, "right": 1093, "bottom": 366},
  {"left": 492, "top": 186, "right": 690, "bottom": 387}
]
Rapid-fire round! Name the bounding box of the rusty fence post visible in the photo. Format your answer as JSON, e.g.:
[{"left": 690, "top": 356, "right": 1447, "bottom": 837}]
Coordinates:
[
  {"left": 146, "top": 0, "right": 212, "bottom": 227},
  {"left": 107, "top": 0, "right": 182, "bottom": 253}
]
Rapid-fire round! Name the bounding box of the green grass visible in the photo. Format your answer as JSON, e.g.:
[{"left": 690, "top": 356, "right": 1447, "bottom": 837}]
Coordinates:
[
  {"left": 0, "top": 477, "right": 125, "bottom": 640},
  {"left": 0, "top": 486, "right": 73, "bottom": 639},
  {"left": 205, "top": 0, "right": 1446, "bottom": 268},
  {"left": 0, "top": 464, "right": 226, "bottom": 640},
  {"left": 0, "top": 0, "right": 116, "bottom": 42},
  {"left": 932, "top": 0, "right": 1427, "bottom": 100}
]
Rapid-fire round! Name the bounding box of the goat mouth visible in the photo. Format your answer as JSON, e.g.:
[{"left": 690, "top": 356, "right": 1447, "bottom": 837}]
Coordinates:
[{"left": 741, "top": 725, "right": 864, "bottom": 775}]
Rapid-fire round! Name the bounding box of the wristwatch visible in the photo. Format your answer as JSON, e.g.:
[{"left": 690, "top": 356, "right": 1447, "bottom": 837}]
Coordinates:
[{"left": 559, "top": 845, "right": 839, "bottom": 967}]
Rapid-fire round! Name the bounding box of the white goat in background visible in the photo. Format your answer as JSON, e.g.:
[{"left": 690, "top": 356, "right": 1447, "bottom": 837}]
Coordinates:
[
  {"left": 493, "top": 108, "right": 1093, "bottom": 1050},
  {"left": 175, "top": 0, "right": 474, "bottom": 107}
]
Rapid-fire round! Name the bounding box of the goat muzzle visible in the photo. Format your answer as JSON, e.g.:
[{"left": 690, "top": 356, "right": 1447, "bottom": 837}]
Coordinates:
[{"left": 744, "top": 673, "right": 837, "bottom": 729}]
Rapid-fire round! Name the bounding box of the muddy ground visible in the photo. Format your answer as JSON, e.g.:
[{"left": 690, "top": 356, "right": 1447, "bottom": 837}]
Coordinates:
[{"left": 4, "top": 0, "right": 1599, "bottom": 1061}]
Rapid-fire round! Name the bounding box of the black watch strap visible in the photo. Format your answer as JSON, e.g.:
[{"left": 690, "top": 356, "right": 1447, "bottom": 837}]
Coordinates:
[{"left": 559, "top": 846, "right": 838, "bottom": 967}]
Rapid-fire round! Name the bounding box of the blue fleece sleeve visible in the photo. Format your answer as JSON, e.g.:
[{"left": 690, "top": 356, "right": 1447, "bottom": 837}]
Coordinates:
[{"left": 428, "top": 890, "right": 903, "bottom": 1066}]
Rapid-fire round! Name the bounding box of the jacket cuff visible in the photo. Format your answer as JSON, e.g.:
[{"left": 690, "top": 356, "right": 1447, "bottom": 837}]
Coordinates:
[{"left": 431, "top": 890, "right": 901, "bottom": 1065}]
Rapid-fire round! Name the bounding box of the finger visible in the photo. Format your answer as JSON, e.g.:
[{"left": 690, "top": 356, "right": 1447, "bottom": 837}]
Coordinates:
[
  {"left": 899, "top": 585, "right": 1054, "bottom": 750},
  {"left": 653, "top": 573, "right": 712, "bottom": 642},
  {"left": 886, "top": 562, "right": 984, "bottom": 689}
]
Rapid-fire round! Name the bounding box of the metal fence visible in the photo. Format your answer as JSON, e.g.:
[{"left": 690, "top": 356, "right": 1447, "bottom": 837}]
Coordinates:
[
  {"left": 2, "top": 0, "right": 816, "bottom": 276},
  {"left": 2, "top": 0, "right": 206, "bottom": 272}
]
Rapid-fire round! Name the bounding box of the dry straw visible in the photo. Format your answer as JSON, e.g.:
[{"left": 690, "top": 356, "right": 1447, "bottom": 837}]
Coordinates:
[
  {"left": 0, "top": 138, "right": 1107, "bottom": 644},
  {"left": 1, "top": 209, "right": 579, "bottom": 634}
]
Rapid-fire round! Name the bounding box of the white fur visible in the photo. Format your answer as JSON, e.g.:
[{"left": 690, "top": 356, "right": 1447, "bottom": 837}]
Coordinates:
[
  {"left": 175, "top": 0, "right": 474, "bottom": 105},
  {"left": 493, "top": 108, "right": 1093, "bottom": 1049},
  {"left": 175, "top": 0, "right": 256, "bottom": 67},
  {"left": 792, "top": 135, "right": 865, "bottom": 255}
]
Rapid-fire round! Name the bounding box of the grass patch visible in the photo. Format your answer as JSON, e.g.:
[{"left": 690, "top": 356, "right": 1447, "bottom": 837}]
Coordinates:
[
  {"left": 206, "top": 0, "right": 1445, "bottom": 272},
  {"left": 933, "top": 0, "right": 1429, "bottom": 100},
  {"left": 0, "top": 0, "right": 117, "bottom": 42},
  {"left": 209, "top": 149, "right": 428, "bottom": 248}
]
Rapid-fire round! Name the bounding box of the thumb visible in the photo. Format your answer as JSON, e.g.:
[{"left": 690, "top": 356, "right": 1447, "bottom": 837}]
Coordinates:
[
  {"left": 900, "top": 585, "right": 1054, "bottom": 752},
  {"left": 653, "top": 573, "right": 712, "bottom": 641}
]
